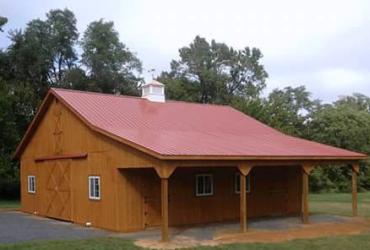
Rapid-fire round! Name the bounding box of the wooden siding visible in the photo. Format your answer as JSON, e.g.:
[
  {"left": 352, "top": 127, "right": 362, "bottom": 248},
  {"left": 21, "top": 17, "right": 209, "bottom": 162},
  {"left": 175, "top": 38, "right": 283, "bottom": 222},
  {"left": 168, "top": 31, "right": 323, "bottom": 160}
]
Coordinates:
[
  {"left": 20, "top": 97, "right": 159, "bottom": 232},
  {"left": 122, "top": 166, "right": 302, "bottom": 228}
]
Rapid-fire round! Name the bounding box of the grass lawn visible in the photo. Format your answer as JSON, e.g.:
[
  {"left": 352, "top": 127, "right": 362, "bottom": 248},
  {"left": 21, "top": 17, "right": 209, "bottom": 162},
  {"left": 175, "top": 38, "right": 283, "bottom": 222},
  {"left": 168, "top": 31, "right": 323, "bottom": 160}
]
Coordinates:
[
  {"left": 1, "top": 193, "right": 370, "bottom": 249},
  {"left": 0, "top": 200, "right": 20, "bottom": 210},
  {"left": 310, "top": 192, "right": 370, "bottom": 218}
]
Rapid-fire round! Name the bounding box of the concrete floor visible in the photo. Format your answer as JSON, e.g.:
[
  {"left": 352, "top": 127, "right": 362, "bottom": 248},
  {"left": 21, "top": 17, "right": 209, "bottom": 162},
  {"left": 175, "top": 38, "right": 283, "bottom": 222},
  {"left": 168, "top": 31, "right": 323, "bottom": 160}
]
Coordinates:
[
  {"left": 117, "top": 214, "right": 352, "bottom": 241},
  {"left": 0, "top": 210, "right": 351, "bottom": 244}
]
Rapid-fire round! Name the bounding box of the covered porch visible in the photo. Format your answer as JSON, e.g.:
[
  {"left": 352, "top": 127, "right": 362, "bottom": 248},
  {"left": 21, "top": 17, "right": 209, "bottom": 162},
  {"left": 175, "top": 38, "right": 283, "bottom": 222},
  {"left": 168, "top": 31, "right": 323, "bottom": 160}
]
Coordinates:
[{"left": 121, "top": 158, "right": 361, "bottom": 242}]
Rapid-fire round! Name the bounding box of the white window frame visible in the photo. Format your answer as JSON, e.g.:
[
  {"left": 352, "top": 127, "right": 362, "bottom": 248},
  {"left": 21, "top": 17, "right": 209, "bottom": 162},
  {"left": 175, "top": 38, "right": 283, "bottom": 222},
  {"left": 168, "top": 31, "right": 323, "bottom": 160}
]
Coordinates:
[
  {"left": 27, "top": 175, "right": 36, "bottom": 194},
  {"left": 235, "top": 173, "right": 251, "bottom": 194},
  {"left": 88, "top": 176, "right": 101, "bottom": 200},
  {"left": 195, "top": 174, "right": 214, "bottom": 197}
]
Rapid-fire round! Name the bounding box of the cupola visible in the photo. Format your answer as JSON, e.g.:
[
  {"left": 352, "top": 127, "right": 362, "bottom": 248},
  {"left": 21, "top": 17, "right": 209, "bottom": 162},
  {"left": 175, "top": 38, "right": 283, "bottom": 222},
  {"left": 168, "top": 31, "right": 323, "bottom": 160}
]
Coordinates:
[{"left": 141, "top": 80, "right": 165, "bottom": 102}]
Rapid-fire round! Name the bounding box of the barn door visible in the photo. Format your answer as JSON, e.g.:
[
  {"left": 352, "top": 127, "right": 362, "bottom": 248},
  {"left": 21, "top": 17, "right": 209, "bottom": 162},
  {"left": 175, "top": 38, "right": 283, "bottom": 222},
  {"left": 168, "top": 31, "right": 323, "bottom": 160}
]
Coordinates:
[
  {"left": 44, "top": 160, "right": 72, "bottom": 221},
  {"left": 142, "top": 171, "right": 161, "bottom": 227}
]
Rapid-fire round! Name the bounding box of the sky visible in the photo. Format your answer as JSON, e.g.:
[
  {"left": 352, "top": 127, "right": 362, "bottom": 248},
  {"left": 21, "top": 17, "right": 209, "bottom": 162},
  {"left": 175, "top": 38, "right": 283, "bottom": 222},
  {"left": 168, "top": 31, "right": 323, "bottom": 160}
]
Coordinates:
[{"left": 1, "top": 0, "right": 369, "bottom": 102}]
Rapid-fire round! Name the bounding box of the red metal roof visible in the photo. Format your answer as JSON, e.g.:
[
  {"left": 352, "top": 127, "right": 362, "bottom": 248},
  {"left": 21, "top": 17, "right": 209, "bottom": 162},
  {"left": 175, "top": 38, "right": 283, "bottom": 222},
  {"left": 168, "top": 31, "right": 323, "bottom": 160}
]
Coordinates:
[{"left": 44, "top": 88, "right": 366, "bottom": 160}]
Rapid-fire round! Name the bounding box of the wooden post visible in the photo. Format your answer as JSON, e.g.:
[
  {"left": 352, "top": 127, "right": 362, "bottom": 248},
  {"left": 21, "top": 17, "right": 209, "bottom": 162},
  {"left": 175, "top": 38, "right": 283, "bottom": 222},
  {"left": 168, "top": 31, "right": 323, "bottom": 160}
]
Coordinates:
[
  {"left": 161, "top": 178, "right": 169, "bottom": 242},
  {"left": 352, "top": 163, "right": 360, "bottom": 217},
  {"left": 154, "top": 163, "right": 176, "bottom": 242},
  {"left": 240, "top": 173, "right": 247, "bottom": 233},
  {"left": 302, "top": 165, "right": 314, "bottom": 224},
  {"left": 238, "top": 163, "right": 252, "bottom": 233}
]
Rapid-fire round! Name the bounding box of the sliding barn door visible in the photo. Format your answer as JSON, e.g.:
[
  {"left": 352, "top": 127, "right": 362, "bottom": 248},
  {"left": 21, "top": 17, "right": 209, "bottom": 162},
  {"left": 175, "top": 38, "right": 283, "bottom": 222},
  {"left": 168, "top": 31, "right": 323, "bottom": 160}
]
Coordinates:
[{"left": 44, "top": 159, "right": 72, "bottom": 221}]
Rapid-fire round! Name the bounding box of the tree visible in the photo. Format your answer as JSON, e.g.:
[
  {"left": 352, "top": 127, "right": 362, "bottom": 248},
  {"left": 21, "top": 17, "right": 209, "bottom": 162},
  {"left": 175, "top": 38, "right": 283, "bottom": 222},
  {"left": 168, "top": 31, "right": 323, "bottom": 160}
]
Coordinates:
[
  {"left": 81, "top": 19, "right": 142, "bottom": 95},
  {"left": 230, "top": 96, "right": 268, "bottom": 122},
  {"left": 335, "top": 93, "right": 370, "bottom": 113},
  {"left": 158, "top": 36, "right": 268, "bottom": 104},
  {"left": 0, "top": 16, "right": 7, "bottom": 32},
  {"left": 308, "top": 96, "right": 370, "bottom": 192},
  {"left": 0, "top": 81, "right": 21, "bottom": 198},
  {"left": 263, "top": 86, "right": 314, "bottom": 137},
  {"left": 0, "top": 9, "right": 79, "bottom": 198},
  {"left": 6, "top": 8, "right": 79, "bottom": 98},
  {"left": 46, "top": 9, "right": 79, "bottom": 84}
]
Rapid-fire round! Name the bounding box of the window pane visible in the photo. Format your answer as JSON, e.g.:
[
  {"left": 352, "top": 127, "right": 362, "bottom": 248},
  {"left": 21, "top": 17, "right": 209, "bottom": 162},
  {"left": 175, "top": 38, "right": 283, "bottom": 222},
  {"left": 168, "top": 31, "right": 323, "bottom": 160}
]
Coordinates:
[
  {"left": 28, "top": 176, "right": 35, "bottom": 193},
  {"left": 197, "top": 176, "right": 204, "bottom": 194},
  {"left": 89, "top": 177, "right": 100, "bottom": 199},
  {"left": 95, "top": 178, "right": 100, "bottom": 197},
  {"left": 152, "top": 86, "right": 162, "bottom": 94},
  {"left": 204, "top": 176, "right": 211, "bottom": 194},
  {"left": 90, "top": 178, "right": 94, "bottom": 197}
]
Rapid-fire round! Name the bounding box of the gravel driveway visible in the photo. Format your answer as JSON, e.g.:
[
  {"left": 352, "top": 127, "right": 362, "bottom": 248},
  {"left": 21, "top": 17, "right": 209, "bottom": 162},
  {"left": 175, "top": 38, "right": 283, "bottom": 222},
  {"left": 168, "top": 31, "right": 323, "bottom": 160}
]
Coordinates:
[{"left": 0, "top": 211, "right": 110, "bottom": 244}]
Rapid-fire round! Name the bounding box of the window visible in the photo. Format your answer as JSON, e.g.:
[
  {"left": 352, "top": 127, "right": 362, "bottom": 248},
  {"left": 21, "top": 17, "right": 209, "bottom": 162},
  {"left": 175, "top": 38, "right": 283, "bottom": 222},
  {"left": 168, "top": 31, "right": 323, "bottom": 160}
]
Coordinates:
[
  {"left": 195, "top": 174, "right": 213, "bottom": 196},
  {"left": 28, "top": 176, "right": 36, "bottom": 193},
  {"left": 143, "top": 86, "right": 150, "bottom": 96},
  {"left": 152, "top": 86, "right": 163, "bottom": 95},
  {"left": 235, "top": 173, "right": 251, "bottom": 193},
  {"left": 88, "top": 176, "right": 101, "bottom": 200}
]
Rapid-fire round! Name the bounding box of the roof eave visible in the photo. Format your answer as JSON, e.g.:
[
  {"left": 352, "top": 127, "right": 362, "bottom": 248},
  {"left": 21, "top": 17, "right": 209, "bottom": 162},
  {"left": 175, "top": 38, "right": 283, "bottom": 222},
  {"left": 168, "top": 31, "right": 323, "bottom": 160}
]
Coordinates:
[{"left": 158, "top": 154, "right": 368, "bottom": 161}]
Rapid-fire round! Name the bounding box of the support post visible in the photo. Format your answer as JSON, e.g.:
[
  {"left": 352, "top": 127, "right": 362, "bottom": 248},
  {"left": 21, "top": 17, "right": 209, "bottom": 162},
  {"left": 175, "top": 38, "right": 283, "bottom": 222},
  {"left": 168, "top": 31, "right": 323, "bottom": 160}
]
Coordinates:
[
  {"left": 352, "top": 163, "right": 360, "bottom": 217},
  {"left": 302, "top": 164, "right": 314, "bottom": 224},
  {"left": 161, "top": 178, "right": 169, "bottom": 242},
  {"left": 240, "top": 173, "right": 247, "bottom": 233},
  {"left": 238, "top": 163, "right": 253, "bottom": 233},
  {"left": 154, "top": 162, "right": 176, "bottom": 242}
]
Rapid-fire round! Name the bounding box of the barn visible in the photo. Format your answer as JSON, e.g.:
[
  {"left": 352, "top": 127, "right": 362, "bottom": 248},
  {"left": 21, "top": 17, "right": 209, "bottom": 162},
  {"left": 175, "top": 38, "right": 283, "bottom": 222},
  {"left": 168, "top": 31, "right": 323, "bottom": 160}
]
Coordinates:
[{"left": 14, "top": 80, "right": 366, "bottom": 241}]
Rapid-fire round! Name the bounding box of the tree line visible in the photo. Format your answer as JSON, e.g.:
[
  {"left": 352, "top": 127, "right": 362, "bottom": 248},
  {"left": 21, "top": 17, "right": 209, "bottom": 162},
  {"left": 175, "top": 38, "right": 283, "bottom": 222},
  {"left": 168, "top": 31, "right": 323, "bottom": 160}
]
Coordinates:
[{"left": 0, "top": 9, "right": 369, "bottom": 198}]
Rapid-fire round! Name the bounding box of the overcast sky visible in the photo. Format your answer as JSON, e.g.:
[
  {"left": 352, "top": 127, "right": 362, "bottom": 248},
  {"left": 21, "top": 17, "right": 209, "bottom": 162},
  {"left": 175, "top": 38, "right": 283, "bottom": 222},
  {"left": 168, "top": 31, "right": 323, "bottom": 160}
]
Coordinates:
[{"left": 1, "top": 0, "right": 369, "bottom": 102}]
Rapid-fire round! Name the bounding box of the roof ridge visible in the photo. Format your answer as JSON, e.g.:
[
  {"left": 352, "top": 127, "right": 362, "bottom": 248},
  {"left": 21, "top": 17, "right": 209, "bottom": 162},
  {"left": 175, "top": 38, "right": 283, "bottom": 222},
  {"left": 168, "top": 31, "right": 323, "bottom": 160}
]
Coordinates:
[
  {"left": 50, "top": 88, "right": 144, "bottom": 101},
  {"left": 51, "top": 87, "right": 232, "bottom": 108},
  {"left": 165, "top": 99, "right": 230, "bottom": 108}
]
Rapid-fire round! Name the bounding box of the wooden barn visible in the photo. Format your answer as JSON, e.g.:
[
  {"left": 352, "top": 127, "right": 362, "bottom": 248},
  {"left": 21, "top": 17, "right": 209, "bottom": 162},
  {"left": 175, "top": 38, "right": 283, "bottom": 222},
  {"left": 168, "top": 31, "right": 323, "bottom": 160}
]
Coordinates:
[{"left": 14, "top": 81, "right": 366, "bottom": 241}]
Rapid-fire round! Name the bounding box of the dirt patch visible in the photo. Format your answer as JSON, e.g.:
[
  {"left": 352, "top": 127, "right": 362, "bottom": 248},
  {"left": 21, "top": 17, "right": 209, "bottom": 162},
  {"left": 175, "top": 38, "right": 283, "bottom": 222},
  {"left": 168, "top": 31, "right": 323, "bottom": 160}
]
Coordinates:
[
  {"left": 135, "top": 218, "right": 370, "bottom": 249},
  {"left": 216, "top": 217, "right": 370, "bottom": 244},
  {"left": 135, "top": 236, "right": 218, "bottom": 249}
]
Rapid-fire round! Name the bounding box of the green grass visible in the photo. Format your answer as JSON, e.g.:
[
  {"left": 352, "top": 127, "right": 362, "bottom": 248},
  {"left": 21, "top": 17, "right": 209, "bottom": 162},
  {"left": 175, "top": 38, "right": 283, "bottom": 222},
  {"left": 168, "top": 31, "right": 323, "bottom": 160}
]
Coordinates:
[
  {"left": 1, "top": 193, "right": 370, "bottom": 249},
  {"left": 0, "top": 238, "right": 140, "bottom": 250},
  {"left": 0, "top": 200, "right": 20, "bottom": 209},
  {"left": 310, "top": 192, "right": 370, "bottom": 218}
]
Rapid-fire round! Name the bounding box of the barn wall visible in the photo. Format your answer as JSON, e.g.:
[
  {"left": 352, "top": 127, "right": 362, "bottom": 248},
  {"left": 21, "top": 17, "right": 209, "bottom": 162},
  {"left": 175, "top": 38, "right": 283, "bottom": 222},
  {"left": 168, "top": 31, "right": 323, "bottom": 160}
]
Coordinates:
[
  {"left": 20, "top": 97, "right": 159, "bottom": 232},
  {"left": 125, "top": 166, "right": 302, "bottom": 227}
]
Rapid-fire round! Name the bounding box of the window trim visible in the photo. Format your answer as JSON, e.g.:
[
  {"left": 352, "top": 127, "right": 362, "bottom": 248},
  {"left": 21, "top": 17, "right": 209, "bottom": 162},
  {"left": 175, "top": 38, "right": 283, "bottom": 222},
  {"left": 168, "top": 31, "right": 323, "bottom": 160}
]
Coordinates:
[
  {"left": 195, "top": 174, "right": 214, "bottom": 197},
  {"left": 27, "top": 175, "right": 36, "bottom": 194},
  {"left": 88, "top": 176, "right": 101, "bottom": 200},
  {"left": 234, "top": 173, "right": 251, "bottom": 194}
]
